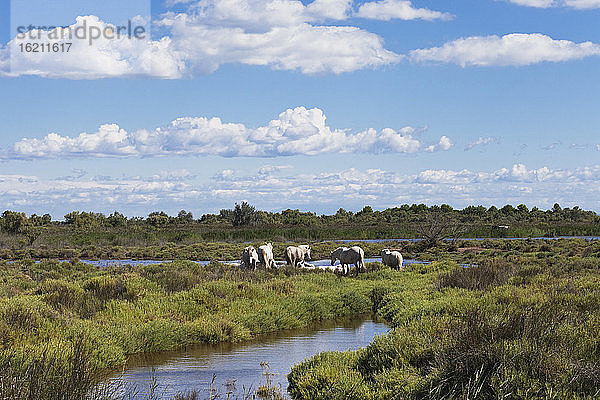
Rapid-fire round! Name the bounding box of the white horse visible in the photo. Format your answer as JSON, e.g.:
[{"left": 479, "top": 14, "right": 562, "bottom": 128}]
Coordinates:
[
  {"left": 285, "top": 245, "right": 311, "bottom": 267},
  {"left": 257, "top": 243, "right": 276, "bottom": 269},
  {"left": 241, "top": 246, "right": 259, "bottom": 270},
  {"left": 381, "top": 249, "right": 403, "bottom": 270},
  {"left": 330, "top": 246, "right": 365, "bottom": 275}
]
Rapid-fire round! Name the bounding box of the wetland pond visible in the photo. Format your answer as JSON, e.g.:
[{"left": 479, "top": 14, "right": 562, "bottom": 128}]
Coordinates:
[
  {"left": 67, "top": 257, "right": 429, "bottom": 268},
  {"left": 108, "top": 316, "right": 388, "bottom": 399}
]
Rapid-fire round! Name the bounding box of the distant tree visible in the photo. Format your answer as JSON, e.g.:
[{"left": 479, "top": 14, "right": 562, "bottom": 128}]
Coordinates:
[
  {"left": 42, "top": 214, "right": 52, "bottom": 225},
  {"left": 416, "top": 210, "right": 465, "bottom": 248},
  {"left": 1, "top": 211, "right": 28, "bottom": 234},
  {"left": 28, "top": 214, "right": 47, "bottom": 226},
  {"left": 146, "top": 211, "right": 170, "bottom": 227},
  {"left": 200, "top": 213, "right": 221, "bottom": 224},
  {"left": 500, "top": 205, "right": 516, "bottom": 216},
  {"left": 176, "top": 210, "right": 194, "bottom": 223},
  {"left": 440, "top": 204, "right": 453, "bottom": 213},
  {"left": 64, "top": 211, "right": 106, "bottom": 228},
  {"left": 553, "top": 203, "right": 562, "bottom": 213},
  {"left": 232, "top": 202, "right": 261, "bottom": 226},
  {"left": 355, "top": 206, "right": 375, "bottom": 222},
  {"left": 218, "top": 209, "right": 235, "bottom": 224},
  {"left": 107, "top": 211, "right": 128, "bottom": 227},
  {"left": 359, "top": 206, "right": 373, "bottom": 215},
  {"left": 281, "top": 209, "right": 303, "bottom": 225}
]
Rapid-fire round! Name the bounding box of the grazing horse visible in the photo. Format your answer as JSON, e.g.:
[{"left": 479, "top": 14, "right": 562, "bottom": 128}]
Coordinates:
[
  {"left": 381, "top": 249, "right": 403, "bottom": 270},
  {"left": 330, "top": 246, "right": 365, "bottom": 275},
  {"left": 285, "top": 245, "right": 311, "bottom": 267},
  {"left": 257, "top": 243, "right": 277, "bottom": 269},
  {"left": 241, "top": 246, "right": 259, "bottom": 270}
]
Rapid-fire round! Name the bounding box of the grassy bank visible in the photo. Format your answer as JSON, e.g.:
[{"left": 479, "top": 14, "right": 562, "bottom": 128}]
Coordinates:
[{"left": 288, "top": 251, "right": 600, "bottom": 399}]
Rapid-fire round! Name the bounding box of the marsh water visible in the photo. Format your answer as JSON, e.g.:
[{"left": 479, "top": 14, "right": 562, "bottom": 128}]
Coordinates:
[
  {"left": 31, "top": 235, "right": 597, "bottom": 268},
  {"left": 13, "top": 236, "right": 598, "bottom": 268},
  {"left": 75, "top": 257, "right": 428, "bottom": 268},
  {"left": 108, "top": 316, "right": 389, "bottom": 399}
]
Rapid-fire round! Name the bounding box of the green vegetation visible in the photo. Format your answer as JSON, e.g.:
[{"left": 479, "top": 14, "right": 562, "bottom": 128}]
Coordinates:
[
  {"left": 1, "top": 232, "right": 600, "bottom": 399},
  {"left": 0, "top": 257, "right": 402, "bottom": 399},
  {"left": 1, "top": 203, "right": 599, "bottom": 260},
  {"left": 288, "top": 242, "right": 600, "bottom": 400}
]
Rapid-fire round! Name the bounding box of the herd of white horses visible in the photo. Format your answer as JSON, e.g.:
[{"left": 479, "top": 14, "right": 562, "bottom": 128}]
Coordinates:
[{"left": 241, "top": 244, "right": 403, "bottom": 275}]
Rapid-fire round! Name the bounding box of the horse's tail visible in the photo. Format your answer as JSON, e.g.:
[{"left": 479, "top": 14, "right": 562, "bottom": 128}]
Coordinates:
[
  {"left": 285, "top": 247, "right": 292, "bottom": 266},
  {"left": 360, "top": 250, "right": 365, "bottom": 272}
]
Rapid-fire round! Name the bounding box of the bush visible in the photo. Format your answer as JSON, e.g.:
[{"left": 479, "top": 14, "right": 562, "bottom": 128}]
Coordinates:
[
  {"left": 437, "top": 260, "right": 518, "bottom": 291},
  {"left": 38, "top": 279, "right": 85, "bottom": 311},
  {"left": 0, "top": 296, "right": 56, "bottom": 333},
  {"left": 288, "top": 351, "right": 370, "bottom": 400},
  {"left": 369, "top": 287, "right": 391, "bottom": 313},
  {"left": 83, "top": 275, "right": 135, "bottom": 302}
]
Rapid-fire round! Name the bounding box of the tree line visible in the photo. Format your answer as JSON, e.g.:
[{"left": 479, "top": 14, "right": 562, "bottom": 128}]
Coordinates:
[{"left": 1, "top": 202, "right": 598, "bottom": 234}]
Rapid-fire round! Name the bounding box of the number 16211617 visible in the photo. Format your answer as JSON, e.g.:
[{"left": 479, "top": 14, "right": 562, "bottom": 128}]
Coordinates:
[{"left": 19, "top": 43, "right": 72, "bottom": 53}]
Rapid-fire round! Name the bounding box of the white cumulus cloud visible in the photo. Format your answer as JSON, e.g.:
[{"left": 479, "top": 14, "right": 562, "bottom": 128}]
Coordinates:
[
  {"left": 3, "top": 163, "right": 600, "bottom": 215},
  {"left": 410, "top": 33, "right": 600, "bottom": 67},
  {"left": 425, "top": 136, "right": 453, "bottom": 152},
  {"left": 506, "top": 0, "right": 600, "bottom": 9},
  {"left": 2, "top": 107, "right": 450, "bottom": 159},
  {"left": 4, "top": 16, "right": 186, "bottom": 79},
  {"left": 355, "top": 0, "right": 453, "bottom": 21},
  {"left": 4, "top": 0, "right": 452, "bottom": 78}
]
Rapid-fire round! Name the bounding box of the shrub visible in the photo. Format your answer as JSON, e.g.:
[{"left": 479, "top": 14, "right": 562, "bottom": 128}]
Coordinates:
[
  {"left": 437, "top": 260, "right": 518, "bottom": 291},
  {"left": 340, "top": 292, "right": 370, "bottom": 315},
  {"left": 38, "top": 279, "right": 85, "bottom": 311},
  {"left": 369, "top": 287, "right": 391, "bottom": 313},
  {"left": 288, "top": 351, "right": 371, "bottom": 400},
  {"left": 83, "top": 275, "right": 135, "bottom": 302},
  {"left": 0, "top": 296, "right": 56, "bottom": 333}
]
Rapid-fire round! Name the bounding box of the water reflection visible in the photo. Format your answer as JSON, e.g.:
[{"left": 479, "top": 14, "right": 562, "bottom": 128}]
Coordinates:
[{"left": 109, "top": 317, "right": 388, "bottom": 399}]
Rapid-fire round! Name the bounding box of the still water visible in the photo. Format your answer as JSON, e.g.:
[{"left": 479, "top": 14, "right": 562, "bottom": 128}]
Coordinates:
[
  {"left": 68, "top": 257, "right": 429, "bottom": 268},
  {"left": 109, "top": 317, "right": 388, "bottom": 399}
]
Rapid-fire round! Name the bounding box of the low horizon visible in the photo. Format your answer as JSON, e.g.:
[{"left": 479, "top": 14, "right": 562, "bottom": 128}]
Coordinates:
[{"left": 3, "top": 201, "right": 594, "bottom": 221}]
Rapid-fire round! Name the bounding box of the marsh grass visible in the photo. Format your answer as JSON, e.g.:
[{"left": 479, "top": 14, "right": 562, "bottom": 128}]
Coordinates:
[
  {"left": 3, "top": 239, "right": 600, "bottom": 399},
  {"left": 0, "top": 257, "right": 414, "bottom": 399},
  {"left": 436, "top": 260, "right": 519, "bottom": 291},
  {"left": 0, "top": 336, "right": 119, "bottom": 400},
  {"left": 289, "top": 253, "right": 600, "bottom": 400}
]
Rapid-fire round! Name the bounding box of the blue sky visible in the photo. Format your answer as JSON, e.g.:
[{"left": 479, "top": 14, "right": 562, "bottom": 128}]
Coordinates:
[{"left": 1, "top": 0, "right": 600, "bottom": 218}]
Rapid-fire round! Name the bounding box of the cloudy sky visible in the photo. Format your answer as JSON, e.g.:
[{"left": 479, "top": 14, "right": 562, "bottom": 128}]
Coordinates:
[{"left": 1, "top": 0, "right": 599, "bottom": 218}]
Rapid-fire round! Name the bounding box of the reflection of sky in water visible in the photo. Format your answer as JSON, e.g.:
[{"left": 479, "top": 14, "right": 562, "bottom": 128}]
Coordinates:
[
  {"left": 11, "top": 236, "right": 600, "bottom": 267},
  {"left": 66, "top": 257, "right": 429, "bottom": 268},
  {"left": 109, "top": 318, "right": 389, "bottom": 399}
]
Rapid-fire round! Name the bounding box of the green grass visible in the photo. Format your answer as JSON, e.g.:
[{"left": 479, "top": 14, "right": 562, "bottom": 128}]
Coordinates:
[
  {"left": 288, "top": 253, "right": 600, "bottom": 400},
  {"left": 2, "top": 238, "right": 600, "bottom": 399},
  {"left": 0, "top": 258, "right": 417, "bottom": 399}
]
